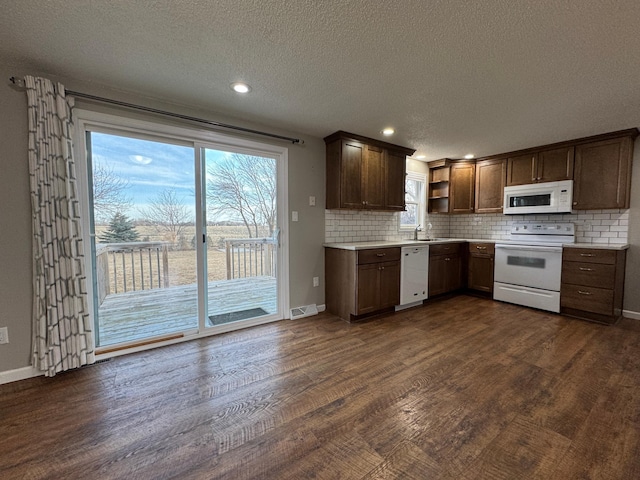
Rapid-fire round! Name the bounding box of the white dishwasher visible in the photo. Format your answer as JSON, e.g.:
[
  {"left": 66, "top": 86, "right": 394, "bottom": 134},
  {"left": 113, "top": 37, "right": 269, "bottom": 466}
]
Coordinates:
[{"left": 398, "top": 245, "right": 429, "bottom": 308}]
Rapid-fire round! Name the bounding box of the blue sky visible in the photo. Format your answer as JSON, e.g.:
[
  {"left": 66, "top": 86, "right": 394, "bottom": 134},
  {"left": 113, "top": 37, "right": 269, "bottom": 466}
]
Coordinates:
[
  {"left": 90, "top": 131, "right": 276, "bottom": 226},
  {"left": 91, "top": 132, "right": 196, "bottom": 212},
  {"left": 90, "top": 132, "right": 239, "bottom": 220}
]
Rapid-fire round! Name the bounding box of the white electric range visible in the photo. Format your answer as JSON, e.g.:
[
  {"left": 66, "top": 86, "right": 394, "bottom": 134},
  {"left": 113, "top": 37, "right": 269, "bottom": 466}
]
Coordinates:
[{"left": 493, "top": 222, "right": 575, "bottom": 313}]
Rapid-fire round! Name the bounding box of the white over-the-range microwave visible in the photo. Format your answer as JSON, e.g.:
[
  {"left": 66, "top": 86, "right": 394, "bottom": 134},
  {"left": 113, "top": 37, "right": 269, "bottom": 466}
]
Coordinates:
[{"left": 503, "top": 180, "right": 573, "bottom": 215}]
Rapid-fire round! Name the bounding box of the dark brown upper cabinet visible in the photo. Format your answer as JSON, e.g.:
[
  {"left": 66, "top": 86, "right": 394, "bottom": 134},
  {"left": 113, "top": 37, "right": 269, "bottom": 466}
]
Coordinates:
[
  {"left": 385, "top": 151, "right": 409, "bottom": 210},
  {"left": 484, "top": 128, "right": 637, "bottom": 211},
  {"left": 449, "top": 161, "right": 476, "bottom": 213},
  {"left": 362, "top": 144, "right": 385, "bottom": 209},
  {"left": 506, "top": 146, "right": 574, "bottom": 186},
  {"left": 325, "top": 131, "right": 415, "bottom": 211},
  {"left": 428, "top": 159, "right": 475, "bottom": 214},
  {"left": 427, "top": 159, "right": 451, "bottom": 214},
  {"left": 474, "top": 158, "right": 506, "bottom": 213},
  {"left": 428, "top": 156, "right": 519, "bottom": 215},
  {"left": 573, "top": 134, "right": 636, "bottom": 210}
]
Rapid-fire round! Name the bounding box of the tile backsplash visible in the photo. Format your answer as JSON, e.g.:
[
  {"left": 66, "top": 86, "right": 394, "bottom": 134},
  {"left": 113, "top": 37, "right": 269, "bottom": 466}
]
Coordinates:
[
  {"left": 323, "top": 210, "right": 450, "bottom": 243},
  {"left": 325, "top": 209, "right": 629, "bottom": 245}
]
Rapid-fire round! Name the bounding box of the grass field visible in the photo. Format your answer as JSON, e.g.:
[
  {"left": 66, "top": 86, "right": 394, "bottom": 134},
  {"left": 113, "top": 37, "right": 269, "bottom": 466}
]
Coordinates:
[{"left": 95, "top": 224, "right": 274, "bottom": 289}]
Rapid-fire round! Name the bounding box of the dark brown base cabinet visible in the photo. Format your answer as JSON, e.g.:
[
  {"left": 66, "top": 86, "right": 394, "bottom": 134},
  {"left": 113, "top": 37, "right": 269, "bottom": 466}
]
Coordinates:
[
  {"left": 325, "top": 243, "right": 628, "bottom": 326},
  {"left": 325, "top": 247, "right": 400, "bottom": 322},
  {"left": 561, "top": 247, "right": 626, "bottom": 325},
  {"left": 467, "top": 242, "right": 495, "bottom": 294},
  {"left": 428, "top": 243, "right": 464, "bottom": 297}
]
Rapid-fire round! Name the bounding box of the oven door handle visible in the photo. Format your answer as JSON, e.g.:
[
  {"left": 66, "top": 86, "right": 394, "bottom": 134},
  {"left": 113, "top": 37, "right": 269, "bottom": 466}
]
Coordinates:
[
  {"left": 495, "top": 244, "right": 563, "bottom": 253},
  {"left": 497, "top": 285, "right": 556, "bottom": 297}
]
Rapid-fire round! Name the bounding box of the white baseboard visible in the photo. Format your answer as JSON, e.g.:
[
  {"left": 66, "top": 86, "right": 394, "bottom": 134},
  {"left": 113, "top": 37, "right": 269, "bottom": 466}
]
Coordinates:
[
  {"left": 317, "top": 304, "right": 326, "bottom": 312},
  {"left": 623, "top": 309, "right": 640, "bottom": 320},
  {"left": 0, "top": 365, "right": 42, "bottom": 385}
]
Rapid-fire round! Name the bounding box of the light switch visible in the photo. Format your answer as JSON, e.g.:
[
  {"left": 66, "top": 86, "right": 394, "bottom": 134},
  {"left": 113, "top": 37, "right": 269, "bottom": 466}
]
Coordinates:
[
  {"left": 309, "top": 196, "right": 316, "bottom": 206},
  {"left": 292, "top": 211, "right": 299, "bottom": 222}
]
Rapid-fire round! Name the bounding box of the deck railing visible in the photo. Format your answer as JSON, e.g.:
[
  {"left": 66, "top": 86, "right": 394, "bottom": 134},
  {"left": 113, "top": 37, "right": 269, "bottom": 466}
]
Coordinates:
[
  {"left": 95, "top": 241, "right": 170, "bottom": 305},
  {"left": 224, "top": 237, "right": 277, "bottom": 280}
]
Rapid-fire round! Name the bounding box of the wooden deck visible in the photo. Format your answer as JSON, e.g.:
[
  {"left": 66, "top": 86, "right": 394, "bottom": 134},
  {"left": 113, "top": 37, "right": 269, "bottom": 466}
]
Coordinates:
[{"left": 98, "top": 276, "right": 277, "bottom": 346}]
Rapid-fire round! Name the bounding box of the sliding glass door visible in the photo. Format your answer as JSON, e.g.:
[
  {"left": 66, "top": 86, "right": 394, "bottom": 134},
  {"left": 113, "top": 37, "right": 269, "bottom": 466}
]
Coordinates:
[
  {"left": 87, "top": 131, "right": 198, "bottom": 347},
  {"left": 201, "top": 147, "right": 279, "bottom": 328},
  {"left": 76, "top": 112, "right": 288, "bottom": 350}
]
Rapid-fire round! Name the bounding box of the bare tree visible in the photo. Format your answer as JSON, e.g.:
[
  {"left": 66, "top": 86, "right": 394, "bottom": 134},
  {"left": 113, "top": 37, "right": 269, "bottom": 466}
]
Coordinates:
[
  {"left": 139, "top": 188, "right": 192, "bottom": 246},
  {"left": 206, "top": 154, "right": 276, "bottom": 237},
  {"left": 92, "top": 163, "right": 132, "bottom": 223}
]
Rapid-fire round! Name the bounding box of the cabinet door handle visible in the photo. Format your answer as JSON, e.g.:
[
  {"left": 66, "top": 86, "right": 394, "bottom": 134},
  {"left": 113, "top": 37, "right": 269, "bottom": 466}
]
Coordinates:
[
  {"left": 476, "top": 246, "right": 487, "bottom": 250},
  {"left": 573, "top": 201, "right": 578, "bottom": 206},
  {"left": 578, "top": 290, "right": 592, "bottom": 296},
  {"left": 579, "top": 267, "right": 594, "bottom": 271},
  {"left": 580, "top": 253, "right": 595, "bottom": 257},
  {"left": 445, "top": 257, "right": 451, "bottom": 261},
  {"left": 380, "top": 266, "right": 385, "bottom": 270},
  {"left": 376, "top": 253, "right": 386, "bottom": 257}
]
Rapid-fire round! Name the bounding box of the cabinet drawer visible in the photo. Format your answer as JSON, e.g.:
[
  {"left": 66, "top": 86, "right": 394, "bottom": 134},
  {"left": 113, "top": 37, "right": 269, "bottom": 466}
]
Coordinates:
[
  {"left": 561, "top": 284, "right": 614, "bottom": 316},
  {"left": 357, "top": 247, "right": 401, "bottom": 265},
  {"left": 468, "top": 242, "right": 495, "bottom": 255},
  {"left": 430, "top": 243, "right": 462, "bottom": 256},
  {"left": 563, "top": 248, "right": 616, "bottom": 265},
  {"left": 562, "top": 261, "right": 615, "bottom": 287}
]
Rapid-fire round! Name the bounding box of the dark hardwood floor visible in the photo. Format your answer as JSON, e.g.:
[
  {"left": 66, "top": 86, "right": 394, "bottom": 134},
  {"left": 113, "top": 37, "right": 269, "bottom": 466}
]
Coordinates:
[{"left": 2, "top": 295, "right": 640, "bottom": 479}]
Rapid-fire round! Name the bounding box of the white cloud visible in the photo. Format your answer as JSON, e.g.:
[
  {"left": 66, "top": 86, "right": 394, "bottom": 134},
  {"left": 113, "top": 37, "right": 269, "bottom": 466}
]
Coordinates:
[{"left": 130, "top": 155, "right": 153, "bottom": 165}]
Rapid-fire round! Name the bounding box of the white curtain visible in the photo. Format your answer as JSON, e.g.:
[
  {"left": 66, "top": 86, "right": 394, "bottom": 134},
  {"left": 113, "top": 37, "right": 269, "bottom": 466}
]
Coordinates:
[{"left": 25, "top": 76, "right": 95, "bottom": 376}]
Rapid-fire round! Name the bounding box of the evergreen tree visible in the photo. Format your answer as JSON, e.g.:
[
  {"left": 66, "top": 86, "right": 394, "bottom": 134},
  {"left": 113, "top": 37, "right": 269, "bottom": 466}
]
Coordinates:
[{"left": 99, "top": 213, "right": 140, "bottom": 243}]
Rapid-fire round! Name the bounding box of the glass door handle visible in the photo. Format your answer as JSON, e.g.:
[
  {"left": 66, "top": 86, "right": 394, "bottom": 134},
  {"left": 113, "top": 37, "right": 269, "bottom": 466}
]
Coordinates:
[{"left": 274, "top": 227, "right": 281, "bottom": 248}]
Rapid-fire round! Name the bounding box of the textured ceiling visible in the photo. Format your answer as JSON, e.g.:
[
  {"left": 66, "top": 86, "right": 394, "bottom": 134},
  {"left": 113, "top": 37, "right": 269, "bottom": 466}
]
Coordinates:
[{"left": 2, "top": 0, "right": 640, "bottom": 160}]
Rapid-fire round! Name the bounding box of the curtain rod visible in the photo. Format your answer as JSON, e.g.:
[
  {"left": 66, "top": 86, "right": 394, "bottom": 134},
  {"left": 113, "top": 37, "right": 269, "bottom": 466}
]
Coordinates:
[{"left": 8, "top": 76, "right": 302, "bottom": 144}]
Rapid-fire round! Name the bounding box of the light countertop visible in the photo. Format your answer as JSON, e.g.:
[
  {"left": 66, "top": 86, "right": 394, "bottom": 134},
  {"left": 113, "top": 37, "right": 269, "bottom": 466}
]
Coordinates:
[
  {"left": 562, "top": 243, "right": 629, "bottom": 250},
  {"left": 323, "top": 239, "right": 467, "bottom": 250},
  {"left": 323, "top": 239, "right": 630, "bottom": 251}
]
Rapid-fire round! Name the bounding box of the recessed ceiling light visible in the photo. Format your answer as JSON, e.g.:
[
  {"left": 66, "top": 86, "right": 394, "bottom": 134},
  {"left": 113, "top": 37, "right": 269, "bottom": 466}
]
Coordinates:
[
  {"left": 231, "top": 82, "right": 251, "bottom": 94},
  {"left": 464, "top": 153, "right": 475, "bottom": 159},
  {"left": 415, "top": 155, "right": 426, "bottom": 160},
  {"left": 382, "top": 128, "right": 395, "bottom": 136}
]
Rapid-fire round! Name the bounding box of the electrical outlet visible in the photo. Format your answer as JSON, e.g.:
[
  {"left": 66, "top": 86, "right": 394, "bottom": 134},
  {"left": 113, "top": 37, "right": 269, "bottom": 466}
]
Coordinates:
[
  {"left": 0, "top": 327, "right": 8, "bottom": 345},
  {"left": 313, "top": 277, "right": 319, "bottom": 287},
  {"left": 309, "top": 196, "right": 316, "bottom": 206}
]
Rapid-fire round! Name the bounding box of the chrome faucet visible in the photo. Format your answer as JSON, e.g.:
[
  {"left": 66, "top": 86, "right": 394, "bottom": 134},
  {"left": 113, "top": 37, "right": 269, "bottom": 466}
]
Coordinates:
[{"left": 414, "top": 224, "right": 422, "bottom": 240}]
